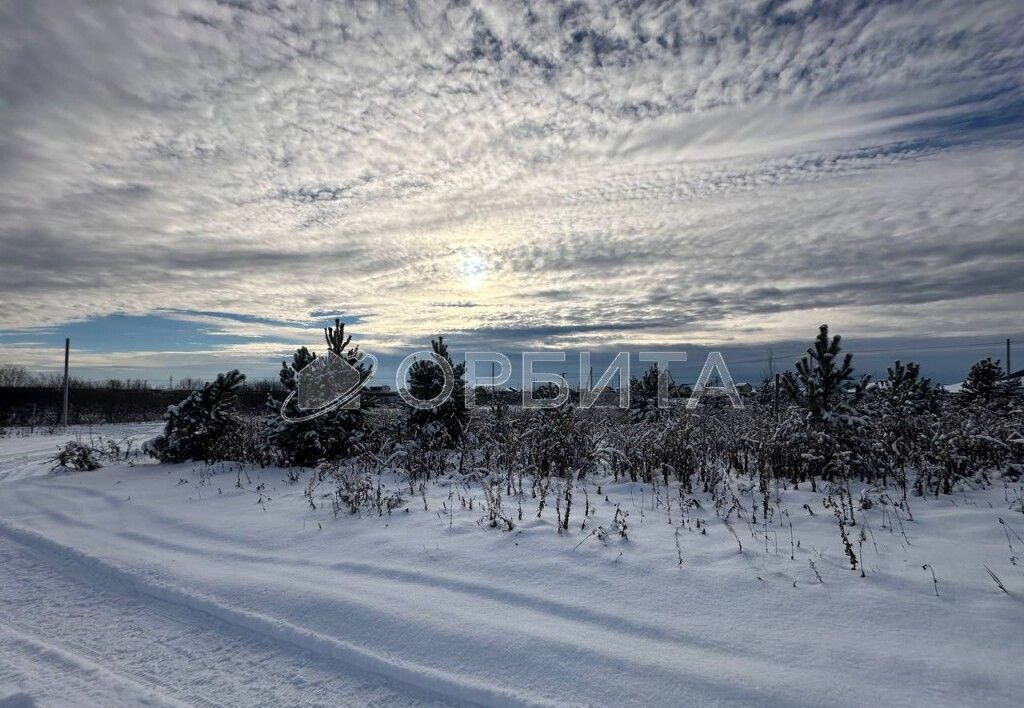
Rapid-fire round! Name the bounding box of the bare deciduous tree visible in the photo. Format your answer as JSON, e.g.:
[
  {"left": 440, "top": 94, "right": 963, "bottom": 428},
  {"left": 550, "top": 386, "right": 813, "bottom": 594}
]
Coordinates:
[{"left": 0, "top": 364, "right": 33, "bottom": 387}]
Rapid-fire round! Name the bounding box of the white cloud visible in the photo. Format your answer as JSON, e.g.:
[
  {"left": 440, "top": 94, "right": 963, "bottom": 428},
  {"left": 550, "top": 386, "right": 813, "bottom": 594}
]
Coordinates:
[{"left": 0, "top": 0, "right": 1022, "bottom": 367}]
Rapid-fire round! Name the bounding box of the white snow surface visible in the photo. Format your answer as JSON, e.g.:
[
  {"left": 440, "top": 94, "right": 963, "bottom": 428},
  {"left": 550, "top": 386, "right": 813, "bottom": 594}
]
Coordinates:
[
  {"left": 0, "top": 424, "right": 1022, "bottom": 707},
  {"left": 0, "top": 424, "right": 162, "bottom": 483}
]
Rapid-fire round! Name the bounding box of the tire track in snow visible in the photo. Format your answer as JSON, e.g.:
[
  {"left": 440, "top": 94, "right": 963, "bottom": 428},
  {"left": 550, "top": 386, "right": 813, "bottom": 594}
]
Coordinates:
[
  {"left": 0, "top": 480, "right": 815, "bottom": 706},
  {"left": 0, "top": 531, "right": 453, "bottom": 708},
  {"left": 0, "top": 620, "right": 190, "bottom": 707},
  {"left": 0, "top": 518, "right": 563, "bottom": 708},
  {"left": 0, "top": 617, "right": 224, "bottom": 708},
  {"left": 0, "top": 477, "right": 760, "bottom": 661}
]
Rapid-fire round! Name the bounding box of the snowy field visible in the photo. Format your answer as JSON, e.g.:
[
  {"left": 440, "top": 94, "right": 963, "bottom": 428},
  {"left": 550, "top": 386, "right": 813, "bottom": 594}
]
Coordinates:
[{"left": 0, "top": 424, "right": 1022, "bottom": 707}]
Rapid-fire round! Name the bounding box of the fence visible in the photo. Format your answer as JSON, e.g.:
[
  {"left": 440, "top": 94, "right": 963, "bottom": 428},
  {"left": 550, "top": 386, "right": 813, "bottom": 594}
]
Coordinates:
[
  {"left": 0, "top": 386, "right": 274, "bottom": 426},
  {"left": 0, "top": 385, "right": 403, "bottom": 427}
]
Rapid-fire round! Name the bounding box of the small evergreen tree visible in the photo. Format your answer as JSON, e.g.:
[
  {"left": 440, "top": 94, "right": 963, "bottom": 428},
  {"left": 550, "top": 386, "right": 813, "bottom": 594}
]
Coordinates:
[
  {"left": 630, "top": 364, "right": 669, "bottom": 418},
  {"left": 779, "top": 325, "right": 869, "bottom": 490},
  {"left": 883, "top": 360, "right": 928, "bottom": 408},
  {"left": 783, "top": 324, "right": 866, "bottom": 418},
  {"left": 264, "top": 319, "right": 367, "bottom": 468},
  {"left": 534, "top": 382, "right": 563, "bottom": 400},
  {"left": 960, "top": 358, "right": 1020, "bottom": 408},
  {"left": 869, "top": 360, "right": 936, "bottom": 495},
  {"left": 407, "top": 336, "right": 467, "bottom": 443},
  {"left": 148, "top": 370, "right": 246, "bottom": 463}
]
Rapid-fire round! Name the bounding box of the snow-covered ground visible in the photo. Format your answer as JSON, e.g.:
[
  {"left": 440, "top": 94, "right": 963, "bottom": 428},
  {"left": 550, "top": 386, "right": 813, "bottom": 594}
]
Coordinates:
[
  {"left": 0, "top": 425, "right": 1022, "bottom": 707},
  {"left": 0, "top": 424, "right": 162, "bottom": 483}
]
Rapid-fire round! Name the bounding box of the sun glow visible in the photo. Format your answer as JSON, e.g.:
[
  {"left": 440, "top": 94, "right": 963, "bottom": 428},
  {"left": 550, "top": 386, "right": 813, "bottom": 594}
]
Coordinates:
[{"left": 457, "top": 250, "right": 489, "bottom": 289}]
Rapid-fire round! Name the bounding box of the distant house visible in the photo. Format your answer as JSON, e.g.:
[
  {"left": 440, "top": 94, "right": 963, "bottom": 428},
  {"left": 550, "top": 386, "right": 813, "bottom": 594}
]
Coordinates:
[{"left": 364, "top": 384, "right": 398, "bottom": 406}]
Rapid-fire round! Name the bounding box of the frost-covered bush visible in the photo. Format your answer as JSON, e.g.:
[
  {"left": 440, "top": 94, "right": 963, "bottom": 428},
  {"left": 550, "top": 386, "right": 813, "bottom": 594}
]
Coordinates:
[
  {"left": 532, "top": 399, "right": 599, "bottom": 478},
  {"left": 50, "top": 440, "right": 103, "bottom": 472},
  {"left": 210, "top": 415, "right": 273, "bottom": 467},
  {"left": 147, "top": 370, "right": 247, "bottom": 463},
  {"left": 304, "top": 460, "right": 405, "bottom": 516}
]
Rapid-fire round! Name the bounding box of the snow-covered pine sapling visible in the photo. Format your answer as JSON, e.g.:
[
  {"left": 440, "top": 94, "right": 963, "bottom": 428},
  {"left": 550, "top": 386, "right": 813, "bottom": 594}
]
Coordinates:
[
  {"left": 266, "top": 321, "right": 367, "bottom": 469},
  {"left": 148, "top": 370, "right": 246, "bottom": 463},
  {"left": 407, "top": 335, "right": 468, "bottom": 444},
  {"left": 674, "top": 525, "right": 683, "bottom": 567}
]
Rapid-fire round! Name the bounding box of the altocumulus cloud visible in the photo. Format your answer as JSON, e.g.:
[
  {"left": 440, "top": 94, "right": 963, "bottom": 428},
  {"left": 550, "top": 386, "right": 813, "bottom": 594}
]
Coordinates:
[{"left": 0, "top": 0, "right": 1023, "bottom": 369}]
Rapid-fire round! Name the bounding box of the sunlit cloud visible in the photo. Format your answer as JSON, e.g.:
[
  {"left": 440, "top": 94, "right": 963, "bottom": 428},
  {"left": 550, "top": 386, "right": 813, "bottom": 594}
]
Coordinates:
[{"left": 1, "top": 0, "right": 1022, "bottom": 380}]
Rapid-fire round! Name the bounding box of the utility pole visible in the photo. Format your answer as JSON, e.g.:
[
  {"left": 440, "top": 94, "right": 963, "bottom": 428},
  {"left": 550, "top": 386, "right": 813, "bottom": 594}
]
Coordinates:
[
  {"left": 61, "top": 338, "right": 70, "bottom": 427},
  {"left": 1007, "top": 338, "right": 1012, "bottom": 378}
]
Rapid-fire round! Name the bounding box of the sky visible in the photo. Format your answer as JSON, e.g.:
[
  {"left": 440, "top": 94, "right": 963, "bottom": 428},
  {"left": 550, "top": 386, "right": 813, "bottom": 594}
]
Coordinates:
[{"left": 0, "top": 0, "right": 1022, "bottom": 385}]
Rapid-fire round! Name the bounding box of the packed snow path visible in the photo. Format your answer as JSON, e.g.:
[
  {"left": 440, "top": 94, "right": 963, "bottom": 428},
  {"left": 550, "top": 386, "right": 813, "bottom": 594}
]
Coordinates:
[
  {"left": 0, "top": 534, "right": 445, "bottom": 707},
  {"left": 0, "top": 427, "right": 441, "bottom": 707}
]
